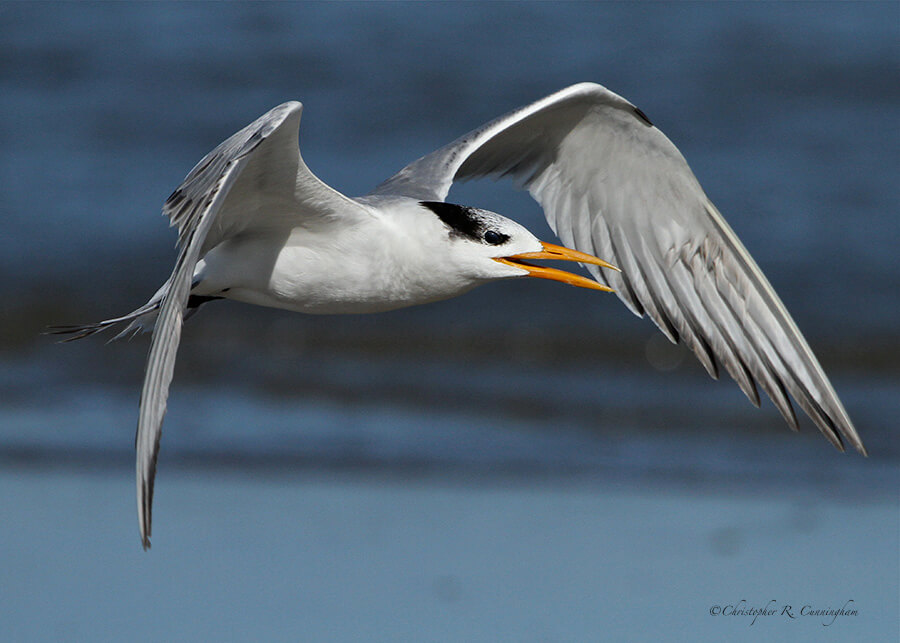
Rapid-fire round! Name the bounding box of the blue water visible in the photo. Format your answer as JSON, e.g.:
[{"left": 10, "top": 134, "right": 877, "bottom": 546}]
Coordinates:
[{"left": 0, "top": 3, "right": 897, "bottom": 640}]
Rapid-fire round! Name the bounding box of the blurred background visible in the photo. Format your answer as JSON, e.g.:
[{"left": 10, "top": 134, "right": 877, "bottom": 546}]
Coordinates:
[{"left": 1, "top": 2, "right": 897, "bottom": 641}]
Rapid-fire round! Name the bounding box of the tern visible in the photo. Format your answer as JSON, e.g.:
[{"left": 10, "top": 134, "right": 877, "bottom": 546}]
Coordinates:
[{"left": 51, "top": 83, "right": 865, "bottom": 549}]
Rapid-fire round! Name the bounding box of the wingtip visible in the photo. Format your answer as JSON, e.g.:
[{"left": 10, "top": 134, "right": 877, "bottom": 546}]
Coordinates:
[
  {"left": 139, "top": 507, "right": 152, "bottom": 551},
  {"left": 843, "top": 426, "right": 868, "bottom": 457},
  {"left": 827, "top": 409, "right": 867, "bottom": 457},
  {"left": 138, "top": 472, "right": 154, "bottom": 551},
  {"left": 846, "top": 426, "right": 868, "bottom": 457},
  {"left": 798, "top": 401, "right": 870, "bottom": 457},
  {"left": 830, "top": 436, "right": 846, "bottom": 453},
  {"left": 139, "top": 494, "right": 153, "bottom": 551}
]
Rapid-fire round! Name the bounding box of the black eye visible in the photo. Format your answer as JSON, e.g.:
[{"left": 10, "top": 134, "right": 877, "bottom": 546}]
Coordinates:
[{"left": 483, "top": 230, "right": 507, "bottom": 245}]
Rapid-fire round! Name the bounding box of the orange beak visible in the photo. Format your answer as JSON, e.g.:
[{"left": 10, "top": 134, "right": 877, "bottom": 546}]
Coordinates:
[{"left": 493, "top": 242, "right": 618, "bottom": 292}]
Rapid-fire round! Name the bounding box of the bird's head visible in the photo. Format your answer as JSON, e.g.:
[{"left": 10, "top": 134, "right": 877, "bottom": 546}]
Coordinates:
[{"left": 420, "top": 201, "right": 617, "bottom": 291}]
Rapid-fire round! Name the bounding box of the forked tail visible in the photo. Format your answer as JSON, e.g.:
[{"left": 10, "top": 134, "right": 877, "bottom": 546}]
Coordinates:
[
  {"left": 46, "top": 282, "right": 169, "bottom": 342},
  {"left": 46, "top": 302, "right": 160, "bottom": 342},
  {"left": 45, "top": 283, "right": 222, "bottom": 343}
]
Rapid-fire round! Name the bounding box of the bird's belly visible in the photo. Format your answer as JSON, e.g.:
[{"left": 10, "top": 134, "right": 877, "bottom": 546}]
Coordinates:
[
  {"left": 223, "top": 282, "right": 462, "bottom": 315},
  {"left": 196, "top": 235, "right": 476, "bottom": 315}
]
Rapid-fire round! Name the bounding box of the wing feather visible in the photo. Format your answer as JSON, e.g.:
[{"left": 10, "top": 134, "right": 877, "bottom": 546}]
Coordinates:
[
  {"left": 644, "top": 241, "right": 719, "bottom": 378},
  {"left": 372, "top": 83, "right": 865, "bottom": 454},
  {"left": 137, "top": 102, "right": 371, "bottom": 548},
  {"left": 137, "top": 151, "right": 249, "bottom": 549}
]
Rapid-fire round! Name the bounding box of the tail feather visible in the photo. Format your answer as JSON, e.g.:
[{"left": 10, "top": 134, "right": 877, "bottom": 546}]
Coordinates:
[
  {"left": 46, "top": 282, "right": 219, "bottom": 343},
  {"left": 46, "top": 282, "right": 170, "bottom": 342},
  {"left": 46, "top": 300, "right": 161, "bottom": 342}
]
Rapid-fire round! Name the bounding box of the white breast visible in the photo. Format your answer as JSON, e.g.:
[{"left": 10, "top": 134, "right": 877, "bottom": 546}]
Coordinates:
[{"left": 193, "top": 211, "right": 478, "bottom": 315}]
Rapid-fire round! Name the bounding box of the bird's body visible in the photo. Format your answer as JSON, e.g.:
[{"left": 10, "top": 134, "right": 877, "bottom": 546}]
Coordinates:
[
  {"left": 52, "top": 83, "right": 865, "bottom": 549},
  {"left": 191, "top": 197, "right": 539, "bottom": 314}
]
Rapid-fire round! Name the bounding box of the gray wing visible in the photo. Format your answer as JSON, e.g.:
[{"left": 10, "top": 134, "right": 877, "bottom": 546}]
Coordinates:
[
  {"left": 138, "top": 102, "right": 368, "bottom": 549},
  {"left": 372, "top": 82, "right": 865, "bottom": 455},
  {"left": 165, "top": 102, "right": 367, "bottom": 255}
]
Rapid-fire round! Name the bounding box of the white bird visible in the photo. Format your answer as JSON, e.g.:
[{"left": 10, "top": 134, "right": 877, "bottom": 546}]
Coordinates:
[{"left": 51, "top": 83, "right": 865, "bottom": 549}]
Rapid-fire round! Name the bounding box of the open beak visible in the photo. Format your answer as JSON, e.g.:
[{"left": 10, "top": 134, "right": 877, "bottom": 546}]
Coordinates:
[{"left": 493, "top": 242, "right": 619, "bottom": 292}]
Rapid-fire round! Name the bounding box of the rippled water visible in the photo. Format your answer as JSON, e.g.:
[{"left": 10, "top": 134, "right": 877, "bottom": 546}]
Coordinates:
[{"left": 2, "top": 2, "right": 898, "bottom": 473}]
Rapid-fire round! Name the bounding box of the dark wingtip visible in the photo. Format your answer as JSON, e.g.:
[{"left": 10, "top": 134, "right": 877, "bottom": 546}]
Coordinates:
[
  {"left": 819, "top": 422, "right": 845, "bottom": 454},
  {"left": 633, "top": 106, "right": 653, "bottom": 127},
  {"left": 818, "top": 407, "right": 868, "bottom": 457},
  {"left": 140, "top": 474, "right": 154, "bottom": 551},
  {"left": 846, "top": 429, "right": 868, "bottom": 457}
]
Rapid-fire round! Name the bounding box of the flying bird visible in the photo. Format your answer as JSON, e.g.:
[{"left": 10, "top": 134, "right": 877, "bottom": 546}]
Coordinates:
[{"left": 51, "top": 82, "right": 866, "bottom": 549}]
